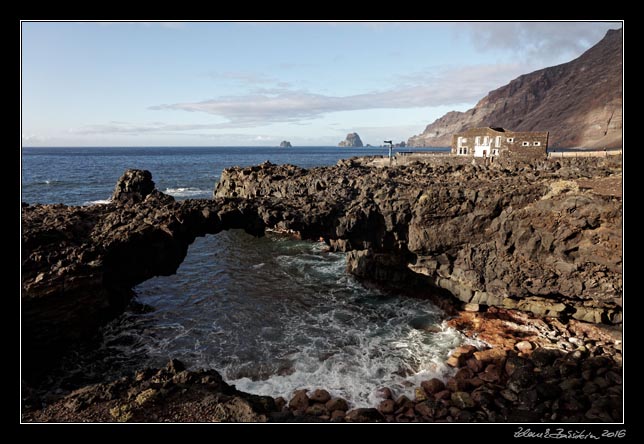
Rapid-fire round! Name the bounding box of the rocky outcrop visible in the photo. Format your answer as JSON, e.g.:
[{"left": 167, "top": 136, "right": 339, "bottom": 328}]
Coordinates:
[
  {"left": 338, "top": 132, "right": 363, "bottom": 147},
  {"left": 21, "top": 169, "right": 265, "bottom": 381},
  {"left": 215, "top": 157, "right": 622, "bottom": 325},
  {"left": 22, "top": 158, "right": 622, "bottom": 383},
  {"left": 22, "top": 359, "right": 278, "bottom": 423},
  {"left": 408, "top": 28, "right": 622, "bottom": 149},
  {"left": 279, "top": 140, "right": 292, "bottom": 148},
  {"left": 24, "top": 321, "right": 623, "bottom": 423},
  {"left": 22, "top": 160, "right": 622, "bottom": 423}
]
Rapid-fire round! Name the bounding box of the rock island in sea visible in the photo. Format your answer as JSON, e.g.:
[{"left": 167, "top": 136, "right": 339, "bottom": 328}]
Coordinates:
[{"left": 338, "top": 132, "right": 363, "bottom": 147}]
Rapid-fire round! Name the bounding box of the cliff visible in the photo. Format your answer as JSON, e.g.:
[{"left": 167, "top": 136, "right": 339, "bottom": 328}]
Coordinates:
[
  {"left": 408, "top": 28, "right": 622, "bottom": 149},
  {"left": 339, "top": 132, "right": 364, "bottom": 147}
]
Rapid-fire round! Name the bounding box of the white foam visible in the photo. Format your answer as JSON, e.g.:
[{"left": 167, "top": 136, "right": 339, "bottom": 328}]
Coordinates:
[
  {"left": 220, "top": 244, "right": 469, "bottom": 407},
  {"left": 227, "top": 315, "right": 482, "bottom": 408},
  {"left": 83, "top": 198, "right": 111, "bottom": 206},
  {"left": 164, "top": 187, "right": 209, "bottom": 198},
  {"left": 122, "top": 236, "right": 487, "bottom": 409}
]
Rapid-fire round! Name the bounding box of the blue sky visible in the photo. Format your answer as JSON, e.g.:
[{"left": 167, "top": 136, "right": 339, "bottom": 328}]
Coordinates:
[{"left": 21, "top": 21, "right": 620, "bottom": 147}]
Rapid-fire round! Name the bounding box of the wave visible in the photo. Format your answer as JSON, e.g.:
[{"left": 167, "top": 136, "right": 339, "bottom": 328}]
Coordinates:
[
  {"left": 227, "top": 321, "right": 484, "bottom": 408},
  {"left": 76, "top": 234, "right": 487, "bottom": 409},
  {"left": 83, "top": 198, "right": 111, "bottom": 206},
  {"left": 164, "top": 187, "right": 210, "bottom": 198}
]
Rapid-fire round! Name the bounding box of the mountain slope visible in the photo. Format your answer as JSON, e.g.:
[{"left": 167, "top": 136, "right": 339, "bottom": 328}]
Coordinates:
[{"left": 408, "top": 28, "right": 622, "bottom": 149}]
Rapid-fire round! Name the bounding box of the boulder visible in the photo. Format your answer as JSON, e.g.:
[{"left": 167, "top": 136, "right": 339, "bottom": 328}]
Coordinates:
[
  {"left": 309, "top": 389, "right": 331, "bottom": 403},
  {"left": 288, "top": 390, "right": 310, "bottom": 411},
  {"left": 421, "top": 378, "right": 445, "bottom": 395}
]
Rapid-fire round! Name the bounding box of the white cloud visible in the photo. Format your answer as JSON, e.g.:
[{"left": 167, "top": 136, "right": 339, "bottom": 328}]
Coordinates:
[
  {"left": 150, "top": 63, "right": 525, "bottom": 127},
  {"left": 458, "top": 22, "right": 620, "bottom": 63},
  {"left": 70, "top": 120, "right": 259, "bottom": 135},
  {"left": 22, "top": 134, "right": 48, "bottom": 143}
]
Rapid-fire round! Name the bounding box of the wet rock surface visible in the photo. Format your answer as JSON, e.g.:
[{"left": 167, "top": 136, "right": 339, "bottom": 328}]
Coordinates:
[
  {"left": 22, "top": 169, "right": 265, "bottom": 380},
  {"left": 23, "top": 319, "right": 622, "bottom": 423},
  {"left": 215, "top": 157, "right": 622, "bottom": 325},
  {"left": 22, "top": 157, "right": 622, "bottom": 422}
]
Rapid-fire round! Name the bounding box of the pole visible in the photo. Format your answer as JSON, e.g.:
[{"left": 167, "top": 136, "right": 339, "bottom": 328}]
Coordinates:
[{"left": 384, "top": 140, "right": 393, "bottom": 165}]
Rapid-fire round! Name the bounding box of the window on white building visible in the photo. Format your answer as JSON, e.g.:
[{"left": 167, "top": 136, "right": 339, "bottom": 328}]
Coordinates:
[
  {"left": 507, "top": 138, "right": 514, "bottom": 143},
  {"left": 522, "top": 141, "right": 530, "bottom": 146},
  {"left": 492, "top": 149, "right": 499, "bottom": 156},
  {"left": 475, "top": 136, "right": 480, "bottom": 145},
  {"left": 495, "top": 136, "right": 501, "bottom": 147},
  {"left": 533, "top": 141, "right": 541, "bottom": 146},
  {"left": 463, "top": 147, "right": 468, "bottom": 155}
]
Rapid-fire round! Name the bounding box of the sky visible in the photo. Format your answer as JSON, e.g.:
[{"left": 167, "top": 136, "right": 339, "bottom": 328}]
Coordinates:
[{"left": 21, "top": 21, "right": 621, "bottom": 147}]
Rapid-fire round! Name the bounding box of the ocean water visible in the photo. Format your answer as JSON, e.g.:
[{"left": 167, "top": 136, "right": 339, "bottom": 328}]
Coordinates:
[{"left": 22, "top": 146, "right": 478, "bottom": 407}]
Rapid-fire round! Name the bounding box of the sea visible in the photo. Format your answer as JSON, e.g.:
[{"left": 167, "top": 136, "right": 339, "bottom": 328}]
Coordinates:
[{"left": 22, "top": 146, "right": 479, "bottom": 407}]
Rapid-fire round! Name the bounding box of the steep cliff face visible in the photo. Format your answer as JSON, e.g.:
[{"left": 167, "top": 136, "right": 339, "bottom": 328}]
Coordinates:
[{"left": 408, "top": 29, "right": 622, "bottom": 149}]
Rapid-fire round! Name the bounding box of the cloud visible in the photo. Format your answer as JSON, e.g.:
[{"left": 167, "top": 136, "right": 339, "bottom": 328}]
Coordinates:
[
  {"left": 22, "top": 134, "right": 47, "bottom": 143},
  {"left": 70, "top": 120, "right": 262, "bottom": 135},
  {"left": 150, "top": 63, "right": 525, "bottom": 127},
  {"left": 459, "top": 22, "right": 620, "bottom": 63}
]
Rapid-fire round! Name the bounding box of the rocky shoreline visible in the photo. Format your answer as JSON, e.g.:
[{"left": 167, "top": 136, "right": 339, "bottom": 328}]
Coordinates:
[
  {"left": 21, "top": 155, "right": 622, "bottom": 422},
  {"left": 22, "top": 307, "right": 622, "bottom": 422}
]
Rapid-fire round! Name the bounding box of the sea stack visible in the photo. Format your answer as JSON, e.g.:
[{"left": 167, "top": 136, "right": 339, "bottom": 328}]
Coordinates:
[
  {"left": 338, "top": 133, "right": 363, "bottom": 147},
  {"left": 280, "top": 140, "right": 293, "bottom": 148}
]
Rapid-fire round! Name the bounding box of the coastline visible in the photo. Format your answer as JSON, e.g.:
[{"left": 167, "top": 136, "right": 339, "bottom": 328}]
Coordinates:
[
  {"left": 21, "top": 155, "right": 622, "bottom": 422},
  {"left": 22, "top": 304, "right": 622, "bottom": 423}
]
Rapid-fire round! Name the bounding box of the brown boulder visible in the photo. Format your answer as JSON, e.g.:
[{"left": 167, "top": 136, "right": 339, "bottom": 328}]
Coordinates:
[
  {"left": 421, "top": 378, "right": 446, "bottom": 394},
  {"left": 325, "top": 397, "right": 349, "bottom": 412},
  {"left": 446, "top": 377, "right": 471, "bottom": 392},
  {"left": 309, "top": 389, "right": 331, "bottom": 403},
  {"left": 378, "top": 399, "right": 395, "bottom": 414},
  {"left": 479, "top": 364, "right": 503, "bottom": 383},
  {"left": 474, "top": 348, "right": 507, "bottom": 365},
  {"left": 288, "top": 389, "right": 309, "bottom": 411},
  {"left": 447, "top": 345, "right": 478, "bottom": 367},
  {"left": 455, "top": 367, "right": 474, "bottom": 380}
]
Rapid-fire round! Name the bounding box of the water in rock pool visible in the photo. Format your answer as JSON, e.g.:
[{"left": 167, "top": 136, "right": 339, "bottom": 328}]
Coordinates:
[{"left": 22, "top": 146, "right": 476, "bottom": 407}]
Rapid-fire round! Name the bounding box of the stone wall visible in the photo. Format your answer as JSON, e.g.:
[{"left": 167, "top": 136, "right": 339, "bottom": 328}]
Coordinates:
[{"left": 507, "top": 131, "right": 549, "bottom": 162}]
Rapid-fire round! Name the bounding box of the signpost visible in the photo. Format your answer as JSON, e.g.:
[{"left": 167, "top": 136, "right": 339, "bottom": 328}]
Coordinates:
[{"left": 384, "top": 140, "right": 393, "bottom": 164}]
